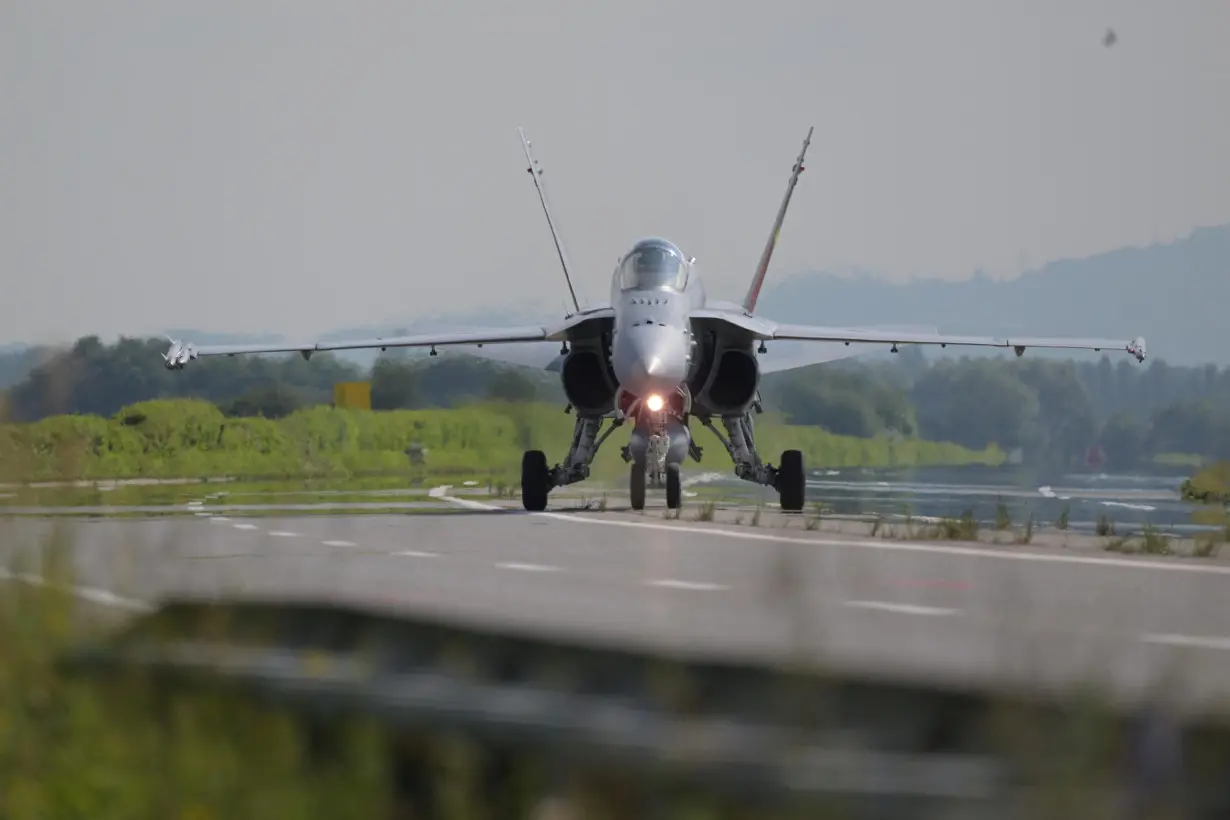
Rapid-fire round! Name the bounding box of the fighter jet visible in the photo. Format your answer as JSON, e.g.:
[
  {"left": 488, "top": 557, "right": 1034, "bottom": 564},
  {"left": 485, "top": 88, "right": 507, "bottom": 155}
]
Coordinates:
[{"left": 162, "top": 127, "right": 1148, "bottom": 513}]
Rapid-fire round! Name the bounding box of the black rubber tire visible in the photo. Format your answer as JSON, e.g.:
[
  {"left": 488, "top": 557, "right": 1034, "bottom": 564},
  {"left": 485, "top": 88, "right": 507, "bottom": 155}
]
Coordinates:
[
  {"left": 777, "top": 449, "right": 805, "bottom": 512},
  {"left": 665, "top": 465, "right": 682, "bottom": 510},
  {"left": 630, "top": 462, "right": 646, "bottom": 511},
  {"left": 521, "top": 450, "right": 550, "bottom": 512}
]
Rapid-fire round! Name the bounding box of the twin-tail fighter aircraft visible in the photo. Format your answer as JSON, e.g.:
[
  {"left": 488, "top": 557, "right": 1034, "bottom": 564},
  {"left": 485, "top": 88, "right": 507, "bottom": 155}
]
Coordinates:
[{"left": 162, "top": 127, "right": 1148, "bottom": 513}]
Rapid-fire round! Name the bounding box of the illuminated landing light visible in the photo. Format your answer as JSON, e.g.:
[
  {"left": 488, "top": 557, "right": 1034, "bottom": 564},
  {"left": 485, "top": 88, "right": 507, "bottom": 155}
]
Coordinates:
[{"left": 645, "top": 394, "right": 664, "bottom": 412}]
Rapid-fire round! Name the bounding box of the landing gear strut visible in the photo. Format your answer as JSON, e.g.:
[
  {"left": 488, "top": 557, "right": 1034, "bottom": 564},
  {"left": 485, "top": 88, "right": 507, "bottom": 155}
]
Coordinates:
[
  {"left": 521, "top": 413, "right": 622, "bottom": 512},
  {"left": 698, "top": 409, "right": 807, "bottom": 512}
]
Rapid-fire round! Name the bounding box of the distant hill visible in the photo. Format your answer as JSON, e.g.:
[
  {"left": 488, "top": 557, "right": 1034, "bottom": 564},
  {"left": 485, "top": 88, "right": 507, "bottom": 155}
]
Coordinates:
[{"left": 756, "top": 224, "right": 1229, "bottom": 368}]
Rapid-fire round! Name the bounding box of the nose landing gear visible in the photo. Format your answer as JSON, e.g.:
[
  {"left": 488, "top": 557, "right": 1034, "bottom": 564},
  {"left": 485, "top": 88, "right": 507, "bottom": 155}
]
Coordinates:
[{"left": 628, "top": 430, "right": 682, "bottom": 511}]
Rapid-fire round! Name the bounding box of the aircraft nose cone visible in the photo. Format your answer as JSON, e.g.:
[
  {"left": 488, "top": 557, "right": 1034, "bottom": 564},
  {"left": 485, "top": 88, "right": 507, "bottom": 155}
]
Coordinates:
[{"left": 613, "top": 324, "right": 689, "bottom": 398}]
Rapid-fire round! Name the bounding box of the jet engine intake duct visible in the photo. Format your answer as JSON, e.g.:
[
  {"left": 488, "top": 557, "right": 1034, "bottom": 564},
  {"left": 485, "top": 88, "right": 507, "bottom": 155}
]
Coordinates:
[
  {"left": 703, "top": 348, "right": 760, "bottom": 414},
  {"left": 561, "top": 349, "right": 617, "bottom": 416}
]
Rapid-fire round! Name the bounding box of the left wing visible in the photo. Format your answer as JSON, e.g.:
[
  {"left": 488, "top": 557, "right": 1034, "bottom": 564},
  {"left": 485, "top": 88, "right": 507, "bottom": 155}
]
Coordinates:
[
  {"left": 689, "top": 309, "right": 1148, "bottom": 363},
  {"left": 162, "top": 309, "right": 613, "bottom": 370}
]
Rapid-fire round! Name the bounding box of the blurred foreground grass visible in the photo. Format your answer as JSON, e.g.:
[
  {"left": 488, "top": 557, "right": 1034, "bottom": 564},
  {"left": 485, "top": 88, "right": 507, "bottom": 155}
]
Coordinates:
[{"left": 0, "top": 540, "right": 397, "bottom": 818}]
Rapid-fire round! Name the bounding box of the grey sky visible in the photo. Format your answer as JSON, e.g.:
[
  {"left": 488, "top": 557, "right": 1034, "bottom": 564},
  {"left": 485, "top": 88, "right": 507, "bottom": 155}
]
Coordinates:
[{"left": 2, "top": 1, "right": 1227, "bottom": 345}]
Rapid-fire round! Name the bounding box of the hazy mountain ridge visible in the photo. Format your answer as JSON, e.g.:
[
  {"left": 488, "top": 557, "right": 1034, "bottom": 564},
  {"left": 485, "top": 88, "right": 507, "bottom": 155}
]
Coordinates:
[{"left": 757, "top": 224, "right": 1229, "bottom": 367}]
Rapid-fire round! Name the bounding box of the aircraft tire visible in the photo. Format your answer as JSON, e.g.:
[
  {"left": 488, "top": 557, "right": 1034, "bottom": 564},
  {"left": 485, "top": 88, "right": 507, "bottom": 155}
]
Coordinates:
[
  {"left": 777, "top": 449, "right": 805, "bottom": 512},
  {"left": 521, "top": 450, "right": 550, "bottom": 512},
  {"left": 665, "top": 465, "right": 681, "bottom": 510},
  {"left": 630, "top": 462, "right": 646, "bottom": 511}
]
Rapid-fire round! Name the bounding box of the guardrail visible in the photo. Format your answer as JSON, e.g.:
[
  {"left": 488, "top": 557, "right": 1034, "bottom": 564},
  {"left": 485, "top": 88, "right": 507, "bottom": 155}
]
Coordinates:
[{"left": 59, "top": 597, "right": 1230, "bottom": 818}]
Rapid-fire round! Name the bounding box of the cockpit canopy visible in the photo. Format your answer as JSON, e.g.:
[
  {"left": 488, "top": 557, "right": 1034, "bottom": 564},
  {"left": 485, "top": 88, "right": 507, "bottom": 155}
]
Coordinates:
[{"left": 617, "top": 239, "right": 688, "bottom": 292}]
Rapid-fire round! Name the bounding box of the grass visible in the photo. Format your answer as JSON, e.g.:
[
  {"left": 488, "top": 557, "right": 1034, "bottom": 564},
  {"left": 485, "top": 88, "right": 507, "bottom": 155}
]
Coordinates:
[
  {"left": 927, "top": 510, "right": 981, "bottom": 541},
  {"left": 0, "top": 541, "right": 394, "bottom": 818},
  {"left": 1180, "top": 460, "right": 1230, "bottom": 504},
  {"left": 994, "top": 499, "right": 1012, "bottom": 531},
  {"left": 0, "top": 398, "right": 1006, "bottom": 485}
]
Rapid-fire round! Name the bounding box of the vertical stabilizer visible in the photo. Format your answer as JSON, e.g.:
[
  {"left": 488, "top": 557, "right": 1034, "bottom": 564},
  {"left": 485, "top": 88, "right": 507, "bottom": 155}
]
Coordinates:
[
  {"left": 741, "top": 127, "right": 813, "bottom": 314},
  {"left": 518, "top": 128, "right": 582, "bottom": 314}
]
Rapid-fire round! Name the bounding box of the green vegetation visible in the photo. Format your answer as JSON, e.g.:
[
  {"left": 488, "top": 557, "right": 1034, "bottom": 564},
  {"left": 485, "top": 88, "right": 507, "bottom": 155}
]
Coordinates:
[
  {"left": 4, "top": 334, "right": 1230, "bottom": 473},
  {"left": 0, "top": 398, "right": 1005, "bottom": 484},
  {"left": 0, "top": 543, "right": 393, "bottom": 818},
  {"left": 1181, "top": 460, "right": 1230, "bottom": 503}
]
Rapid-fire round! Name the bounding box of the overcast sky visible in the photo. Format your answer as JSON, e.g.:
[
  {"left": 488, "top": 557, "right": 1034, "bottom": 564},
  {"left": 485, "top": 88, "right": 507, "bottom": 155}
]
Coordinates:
[{"left": 2, "top": 1, "right": 1227, "bottom": 345}]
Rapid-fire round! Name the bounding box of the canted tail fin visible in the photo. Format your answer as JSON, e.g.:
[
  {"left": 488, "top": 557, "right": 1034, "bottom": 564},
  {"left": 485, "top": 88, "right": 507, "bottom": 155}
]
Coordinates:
[
  {"left": 741, "top": 126, "right": 814, "bottom": 314},
  {"left": 518, "top": 128, "right": 582, "bottom": 314}
]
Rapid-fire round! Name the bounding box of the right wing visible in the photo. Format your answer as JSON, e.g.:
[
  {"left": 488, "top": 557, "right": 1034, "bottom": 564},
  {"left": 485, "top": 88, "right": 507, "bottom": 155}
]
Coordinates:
[
  {"left": 162, "top": 308, "right": 614, "bottom": 370},
  {"left": 690, "top": 309, "right": 1148, "bottom": 363},
  {"left": 769, "top": 322, "right": 1148, "bottom": 362}
]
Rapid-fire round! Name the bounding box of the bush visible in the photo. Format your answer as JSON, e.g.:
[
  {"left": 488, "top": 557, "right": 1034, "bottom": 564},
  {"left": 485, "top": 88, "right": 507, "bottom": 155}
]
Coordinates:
[{"left": 0, "top": 399, "right": 1007, "bottom": 483}]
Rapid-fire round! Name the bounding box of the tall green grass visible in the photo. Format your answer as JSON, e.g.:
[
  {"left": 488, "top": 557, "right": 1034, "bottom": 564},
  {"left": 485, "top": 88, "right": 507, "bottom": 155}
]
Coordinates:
[
  {"left": 0, "top": 543, "right": 394, "bottom": 818},
  {"left": 0, "top": 398, "right": 1005, "bottom": 483}
]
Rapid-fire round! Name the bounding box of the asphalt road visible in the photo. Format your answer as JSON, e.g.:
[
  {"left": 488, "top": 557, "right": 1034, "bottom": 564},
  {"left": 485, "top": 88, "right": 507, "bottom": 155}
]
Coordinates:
[{"left": 4, "top": 490, "right": 1230, "bottom": 713}]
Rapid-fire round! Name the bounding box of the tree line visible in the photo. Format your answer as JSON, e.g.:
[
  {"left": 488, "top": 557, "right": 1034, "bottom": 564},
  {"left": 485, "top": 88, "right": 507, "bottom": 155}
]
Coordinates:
[{"left": 2, "top": 335, "right": 1227, "bottom": 469}]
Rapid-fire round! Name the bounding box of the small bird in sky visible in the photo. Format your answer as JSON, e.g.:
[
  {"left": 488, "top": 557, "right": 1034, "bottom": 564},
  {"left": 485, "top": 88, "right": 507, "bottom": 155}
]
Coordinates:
[{"left": 1103, "top": 28, "right": 1117, "bottom": 47}]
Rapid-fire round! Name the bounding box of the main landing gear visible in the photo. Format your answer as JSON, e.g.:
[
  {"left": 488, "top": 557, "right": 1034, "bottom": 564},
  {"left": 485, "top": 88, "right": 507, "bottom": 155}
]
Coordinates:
[
  {"left": 695, "top": 410, "right": 807, "bottom": 513},
  {"left": 520, "top": 414, "right": 621, "bottom": 512},
  {"left": 520, "top": 408, "right": 806, "bottom": 514}
]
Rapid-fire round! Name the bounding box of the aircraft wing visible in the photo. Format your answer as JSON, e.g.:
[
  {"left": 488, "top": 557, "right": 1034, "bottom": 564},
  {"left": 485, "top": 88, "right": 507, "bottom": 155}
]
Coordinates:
[
  {"left": 162, "top": 309, "right": 614, "bottom": 370},
  {"left": 688, "top": 309, "right": 1147, "bottom": 364},
  {"left": 768, "top": 323, "right": 1147, "bottom": 362}
]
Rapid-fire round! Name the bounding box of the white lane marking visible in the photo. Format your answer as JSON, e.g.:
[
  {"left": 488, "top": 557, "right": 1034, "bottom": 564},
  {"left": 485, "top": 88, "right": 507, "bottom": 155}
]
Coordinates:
[
  {"left": 1141, "top": 633, "right": 1230, "bottom": 652},
  {"left": 0, "top": 569, "right": 152, "bottom": 612},
  {"left": 394, "top": 549, "right": 439, "bottom": 558},
  {"left": 210, "top": 516, "right": 231, "bottom": 523},
  {"left": 647, "top": 579, "right": 728, "bottom": 591},
  {"left": 496, "top": 562, "right": 560, "bottom": 572},
  {"left": 447, "top": 496, "right": 496, "bottom": 511},
  {"left": 436, "top": 492, "right": 1230, "bottom": 577},
  {"left": 268, "top": 531, "right": 299, "bottom": 538},
  {"left": 497, "top": 505, "right": 1230, "bottom": 578},
  {"left": 322, "top": 540, "right": 357, "bottom": 548},
  {"left": 194, "top": 512, "right": 212, "bottom": 517},
  {"left": 232, "top": 523, "right": 259, "bottom": 531},
  {"left": 843, "top": 600, "right": 961, "bottom": 617}
]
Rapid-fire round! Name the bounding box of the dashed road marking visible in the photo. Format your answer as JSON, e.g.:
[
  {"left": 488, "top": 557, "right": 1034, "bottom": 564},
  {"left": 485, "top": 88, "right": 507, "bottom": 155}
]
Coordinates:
[
  {"left": 0, "top": 568, "right": 152, "bottom": 612},
  {"left": 232, "top": 523, "right": 259, "bottom": 531},
  {"left": 394, "top": 550, "right": 439, "bottom": 558},
  {"left": 1141, "top": 633, "right": 1230, "bottom": 652},
  {"left": 843, "top": 600, "right": 961, "bottom": 617},
  {"left": 496, "top": 562, "right": 560, "bottom": 572},
  {"left": 268, "top": 531, "right": 299, "bottom": 538},
  {"left": 646, "top": 579, "right": 728, "bottom": 591},
  {"left": 322, "top": 540, "right": 357, "bottom": 548}
]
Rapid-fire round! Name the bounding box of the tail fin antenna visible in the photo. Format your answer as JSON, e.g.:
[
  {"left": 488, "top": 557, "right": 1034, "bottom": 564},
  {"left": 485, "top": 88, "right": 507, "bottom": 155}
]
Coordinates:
[
  {"left": 741, "top": 126, "right": 814, "bottom": 314},
  {"left": 518, "top": 127, "right": 582, "bottom": 314}
]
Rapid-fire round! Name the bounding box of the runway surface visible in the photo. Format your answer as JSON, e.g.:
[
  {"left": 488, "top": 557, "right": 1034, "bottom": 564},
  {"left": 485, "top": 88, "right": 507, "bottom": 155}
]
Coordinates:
[{"left": 4, "top": 489, "right": 1230, "bottom": 713}]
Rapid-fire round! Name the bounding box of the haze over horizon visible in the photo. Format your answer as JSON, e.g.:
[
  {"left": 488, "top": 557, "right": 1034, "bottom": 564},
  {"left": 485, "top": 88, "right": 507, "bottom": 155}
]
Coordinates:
[{"left": 2, "top": 1, "right": 1228, "bottom": 345}]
